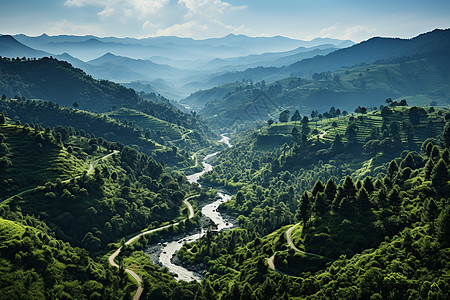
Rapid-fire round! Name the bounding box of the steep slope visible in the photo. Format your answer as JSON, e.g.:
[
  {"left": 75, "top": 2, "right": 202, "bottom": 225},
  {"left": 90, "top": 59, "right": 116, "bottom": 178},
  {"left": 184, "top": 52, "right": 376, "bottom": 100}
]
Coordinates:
[
  {"left": 0, "top": 97, "right": 209, "bottom": 168},
  {"left": 178, "top": 106, "right": 450, "bottom": 299}
]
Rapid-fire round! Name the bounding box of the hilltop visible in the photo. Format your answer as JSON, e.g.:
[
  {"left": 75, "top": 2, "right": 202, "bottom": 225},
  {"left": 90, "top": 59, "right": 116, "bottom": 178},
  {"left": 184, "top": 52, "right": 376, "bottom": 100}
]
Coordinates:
[{"left": 0, "top": 56, "right": 140, "bottom": 112}]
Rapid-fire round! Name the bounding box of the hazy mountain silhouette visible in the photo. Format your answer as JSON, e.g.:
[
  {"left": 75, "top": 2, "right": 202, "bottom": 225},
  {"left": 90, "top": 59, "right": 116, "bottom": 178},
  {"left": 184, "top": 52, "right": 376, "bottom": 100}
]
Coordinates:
[
  {"left": 207, "top": 28, "right": 450, "bottom": 86},
  {"left": 0, "top": 35, "right": 50, "bottom": 58}
]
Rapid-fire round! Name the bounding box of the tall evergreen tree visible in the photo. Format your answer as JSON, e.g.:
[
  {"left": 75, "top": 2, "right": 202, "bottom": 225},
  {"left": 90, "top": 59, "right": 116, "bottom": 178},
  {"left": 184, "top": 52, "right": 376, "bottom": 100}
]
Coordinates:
[
  {"left": 296, "top": 192, "right": 311, "bottom": 226},
  {"left": 312, "top": 180, "right": 325, "bottom": 196},
  {"left": 431, "top": 158, "right": 449, "bottom": 194},
  {"left": 356, "top": 187, "right": 371, "bottom": 213},
  {"left": 387, "top": 160, "right": 399, "bottom": 179},
  {"left": 314, "top": 192, "right": 327, "bottom": 215},
  {"left": 443, "top": 122, "right": 450, "bottom": 147},
  {"left": 339, "top": 176, "right": 357, "bottom": 215},
  {"left": 424, "top": 198, "right": 439, "bottom": 234},
  {"left": 324, "top": 179, "right": 337, "bottom": 207},
  {"left": 362, "top": 177, "right": 375, "bottom": 194}
]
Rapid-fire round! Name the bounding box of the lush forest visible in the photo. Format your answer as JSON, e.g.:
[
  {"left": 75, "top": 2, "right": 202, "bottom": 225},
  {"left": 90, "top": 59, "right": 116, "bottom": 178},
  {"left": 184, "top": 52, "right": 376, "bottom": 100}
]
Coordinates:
[
  {"left": 175, "top": 104, "right": 450, "bottom": 299},
  {"left": 1, "top": 28, "right": 450, "bottom": 300}
]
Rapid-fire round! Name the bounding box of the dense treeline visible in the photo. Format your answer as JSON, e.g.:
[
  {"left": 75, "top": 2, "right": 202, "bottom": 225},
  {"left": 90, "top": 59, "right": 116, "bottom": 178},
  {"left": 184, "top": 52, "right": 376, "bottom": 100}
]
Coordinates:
[
  {"left": 200, "top": 52, "right": 450, "bottom": 129},
  {"left": 200, "top": 107, "right": 446, "bottom": 243},
  {"left": 0, "top": 218, "right": 134, "bottom": 299}
]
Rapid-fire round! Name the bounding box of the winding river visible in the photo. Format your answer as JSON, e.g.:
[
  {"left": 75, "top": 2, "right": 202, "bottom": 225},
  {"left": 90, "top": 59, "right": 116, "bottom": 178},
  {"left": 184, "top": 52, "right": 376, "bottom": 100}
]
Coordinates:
[{"left": 154, "top": 134, "right": 234, "bottom": 281}]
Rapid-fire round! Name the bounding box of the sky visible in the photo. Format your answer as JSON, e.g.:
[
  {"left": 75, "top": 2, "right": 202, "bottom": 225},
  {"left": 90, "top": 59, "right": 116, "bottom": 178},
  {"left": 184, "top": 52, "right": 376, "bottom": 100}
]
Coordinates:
[{"left": 1, "top": 0, "right": 449, "bottom": 42}]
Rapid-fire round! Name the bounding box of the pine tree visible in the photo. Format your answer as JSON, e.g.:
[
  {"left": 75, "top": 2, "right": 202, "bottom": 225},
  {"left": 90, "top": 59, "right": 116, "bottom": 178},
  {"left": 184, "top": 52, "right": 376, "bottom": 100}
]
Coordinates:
[
  {"left": 296, "top": 192, "right": 311, "bottom": 226},
  {"left": 400, "top": 153, "right": 416, "bottom": 169},
  {"left": 387, "top": 185, "right": 401, "bottom": 210},
  {"left": 356, "top": 187, "right": 371, "bottom": 212},
  {"left": 363, "top": 177, "right": 375, "bottom": 194},
  {"left": 312, "top": 180, "right": 324, "bottom": 196},
  {"left": 342, "top": 176, "right": 357, "bottom": 200},
  {"left": 424, "top": 198, "right": 439, "bottom": 234},
  {"left": 324, "top": 178, "right": 337, "bottom": 206},
  {"left": 431, "top": 145, "right": 441, "bottom": 161},
  {"left": 424, "top": 159, "right": 435, "bottom": 180},
  {"left": 431, "top": 158, "right": 449, "bottom": 194},
  {"left": 314, "top": 192, "right": 327, "bottom": 215},
  {"left": 443, "top": 122, "right": 450, "bottom": 148},
  {"left": 387, "top": 160, "right": 399, "bottom": 179}
]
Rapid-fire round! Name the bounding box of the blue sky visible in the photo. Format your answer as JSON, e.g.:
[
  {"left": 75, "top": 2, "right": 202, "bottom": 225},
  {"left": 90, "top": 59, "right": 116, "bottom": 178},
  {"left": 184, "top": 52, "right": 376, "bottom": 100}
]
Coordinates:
[{"left": 1, "top": 0, "right": 449, "bottom": 41}]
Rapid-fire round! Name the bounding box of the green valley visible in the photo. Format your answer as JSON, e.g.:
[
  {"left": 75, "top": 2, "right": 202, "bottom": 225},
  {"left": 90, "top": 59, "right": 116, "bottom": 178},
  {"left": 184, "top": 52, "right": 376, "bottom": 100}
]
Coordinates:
[{"left": 1, "top": 22, "right": 450, "bottom": 300}]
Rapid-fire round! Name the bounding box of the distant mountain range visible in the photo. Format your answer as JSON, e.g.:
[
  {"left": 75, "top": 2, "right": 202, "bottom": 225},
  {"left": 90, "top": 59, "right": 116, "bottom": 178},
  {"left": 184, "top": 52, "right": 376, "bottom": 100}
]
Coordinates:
[
  {"left": 0, "top": 33, "right": 353, "bottom": 98},
  {"left": 206, "top": 28, "right": 450, "bottom": 86},
  {"left": 12, "top": 33, "right": 353, "bottom": 61}
]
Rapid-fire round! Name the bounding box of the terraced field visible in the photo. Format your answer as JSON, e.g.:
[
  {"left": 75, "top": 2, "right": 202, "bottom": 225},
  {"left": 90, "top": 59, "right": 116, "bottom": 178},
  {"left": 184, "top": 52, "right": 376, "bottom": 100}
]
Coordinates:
[
  {"left": 107, "top": 108, "right": 188, "bottom": 141},
  {"left": 0, "top": 125, "right": 86, "bottom": 198},
  {"left": 263, "top": 107, "right": 446, "bottom": 146}
]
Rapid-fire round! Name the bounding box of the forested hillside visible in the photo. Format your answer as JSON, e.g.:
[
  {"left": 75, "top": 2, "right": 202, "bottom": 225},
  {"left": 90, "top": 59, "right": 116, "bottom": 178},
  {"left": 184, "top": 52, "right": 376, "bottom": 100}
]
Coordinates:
[
  {"left": 198, "top": 54, "right": 450, "bottom": 129},
  {"left": 0, "top": 119, "right": 200, "bottom": 250},
  {"left": 172, "top": 104, "right": 450, "bottom": 298}
]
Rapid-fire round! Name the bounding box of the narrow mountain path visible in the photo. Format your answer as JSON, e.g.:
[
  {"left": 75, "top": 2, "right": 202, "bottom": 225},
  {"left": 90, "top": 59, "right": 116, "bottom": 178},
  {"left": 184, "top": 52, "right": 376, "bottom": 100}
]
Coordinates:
[
  {"left": 286, "top": 223, "right": 328, "bottom": 258},
  {"left": 87, "top": 150, "right": 119, "bottom": 175},
  {"left": 267, "top": 223, "right": 329, "bottom": 276},
  {"left": 318, "top": 130, "right": 328, "bottom": 139},
  {"left": 108, "top": 197, "right": 196, "bottom": 300}
]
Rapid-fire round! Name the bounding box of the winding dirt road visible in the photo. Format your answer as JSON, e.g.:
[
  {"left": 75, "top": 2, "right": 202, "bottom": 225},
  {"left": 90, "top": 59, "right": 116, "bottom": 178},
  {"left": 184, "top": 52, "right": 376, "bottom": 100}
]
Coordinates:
[
  {"left": 267, "top": 223, "right": 328, "bottom": 276},
  {"left": 108, "top": 198, "right": 195, "bottom": 300}
]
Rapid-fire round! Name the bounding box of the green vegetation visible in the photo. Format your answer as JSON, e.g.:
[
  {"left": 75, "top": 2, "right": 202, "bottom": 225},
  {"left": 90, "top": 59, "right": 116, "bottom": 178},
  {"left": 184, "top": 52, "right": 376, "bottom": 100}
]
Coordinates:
[
  {"left": 0, "top": 217, "right": 134, "bottom": 299},
  {"left": 0, "top": 56, "right": 139, "bottom": 112},
  {"left": 2, "top": 30, "right": 450, "bottom": 299},
  {"left": 0, "top": 96, "right": 211, "bottom": 168},
  {"left": 172, "top": 104, "right": 450, "bottom": 299},
  {"left": 198, "top": 55, "right": 450, "bottom": 129}
]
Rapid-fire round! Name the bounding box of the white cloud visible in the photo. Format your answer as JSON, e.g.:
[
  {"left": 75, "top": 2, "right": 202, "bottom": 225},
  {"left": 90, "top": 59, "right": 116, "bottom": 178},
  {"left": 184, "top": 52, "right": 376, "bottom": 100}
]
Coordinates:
[
  {"left": 45, "top": 19, "right": 106, "bottom": 36},
  {"left": 340, "top": 25, "right": 374, "bottom": 41},
  {"left": 319, "top": 24, "right": 338, "bottom": 38},
  {"left": 317, "top": 23, "right": 375, "bottom": 42},
  {"left": 63, "top": 0, "right": 247, "bottom": 38},
  {"left": 97, "top": 7, "right": 115, "bottom": 20}
]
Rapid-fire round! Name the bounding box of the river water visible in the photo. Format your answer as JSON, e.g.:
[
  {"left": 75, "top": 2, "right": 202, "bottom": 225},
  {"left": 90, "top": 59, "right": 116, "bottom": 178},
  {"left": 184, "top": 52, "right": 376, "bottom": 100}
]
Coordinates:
[{"left": 155, "top": 134, "right": 234, "bottom": 282}]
